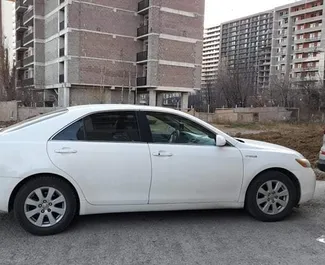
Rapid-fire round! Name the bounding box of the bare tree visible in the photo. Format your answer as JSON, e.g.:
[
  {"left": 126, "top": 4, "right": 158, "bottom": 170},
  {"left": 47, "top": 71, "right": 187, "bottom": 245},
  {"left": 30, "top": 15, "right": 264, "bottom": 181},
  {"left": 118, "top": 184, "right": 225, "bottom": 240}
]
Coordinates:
[
  {"left": 216, "top": 60, "right": 256, "bottom": 108},
  {"left": 269, "top": 76, "right": 294, "bottom": 107}
]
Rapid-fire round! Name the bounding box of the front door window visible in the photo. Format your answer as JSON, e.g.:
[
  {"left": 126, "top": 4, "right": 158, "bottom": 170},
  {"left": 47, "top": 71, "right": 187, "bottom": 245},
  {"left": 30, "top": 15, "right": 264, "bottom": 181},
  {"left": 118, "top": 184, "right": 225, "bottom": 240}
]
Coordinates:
[{"left": 146, "top": 112, "right": 216, "bottom": 145}]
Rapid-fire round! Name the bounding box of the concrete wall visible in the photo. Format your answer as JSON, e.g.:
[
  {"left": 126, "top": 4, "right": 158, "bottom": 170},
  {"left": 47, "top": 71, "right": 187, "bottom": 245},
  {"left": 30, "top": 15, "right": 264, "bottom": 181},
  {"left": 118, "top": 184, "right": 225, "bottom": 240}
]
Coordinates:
[
  {"left": 189, "top": 107, "right": 294, "bottom": 123},
  {"left": 69, "top": 86, "right": 135, "bottom": 106},
  {"left": 18, "top": 107, "right": 59, "bottom": 121},
  {"left": 0, "top": 101, "right": 18, "bottom": 122},
  {"left": 0, "top": 101, "right": 58, "bottom": 122}
]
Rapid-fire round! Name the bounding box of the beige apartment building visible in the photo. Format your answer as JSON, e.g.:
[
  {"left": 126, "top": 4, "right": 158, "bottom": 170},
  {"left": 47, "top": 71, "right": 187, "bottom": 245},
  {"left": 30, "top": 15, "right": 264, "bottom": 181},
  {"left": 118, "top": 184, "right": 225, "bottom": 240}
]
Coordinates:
[
  {"left": 211, "top": 0, "right": 325, "bottom": 91},
  {"left": 202, "top": 25, "right": 220, "bottom": 86},
  {"left": 271, "top": 0, "right": 325, "bottom": 84},
  {"left": 15, "top": 0, "right": 205, "bottom": 108}
]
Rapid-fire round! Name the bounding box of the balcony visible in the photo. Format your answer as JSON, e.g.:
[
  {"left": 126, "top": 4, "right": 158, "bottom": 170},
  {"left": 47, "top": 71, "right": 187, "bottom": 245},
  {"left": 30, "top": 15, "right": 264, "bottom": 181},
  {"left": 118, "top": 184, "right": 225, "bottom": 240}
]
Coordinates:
[
  {"left": 295, "top": 15, "right": 323, "bottom": 25},
  {"left": 293, "top": 56, "right": 320, "bottom": 63},
  {"left": 136, "top": 51, "right": 148, "bottom": 63},
  {"left": 292, "top": 67, "right": 319, "bottom": 72},
  {"left": 137, "top": 76, "right": 147, "bottom": 86},
  {"left": 23, "top": 8, "right": 34, "bottom": 25},
  {"left": 291, "top": 5, "right": 323, "bottom": 16},
  {"left": 16, "top": 0, "right": 28, "bottom": 13},
  {"left": 59, "top": 74, "right": 65, "bottom": 83},
  {"left": 60, "top": 21, "right": 65, "bottom": 31},
  {"left": 280, "top": 40, "right": 288, "bottom": 46},
  {"left": 137, "top": 25, "right": 149, "bottom": 39},
  {"left": 24, "top": 55, "right": 34, "bottom": 66},
  {"left": 138, "top": 0, "right": 149, "bottom": 14},
  {"left": 23, "top": 32, "right": 34, "bottom": 44},
  {"left": 291, "top": 76, "right": 319, "bottom": 82},
  {"left": 16, "top": 40, "right": 28, "bottom": 51},
  {"left": 294, "top": 36, "right": 321, "bottom": 44},
  {"left": 281, "top": 22, "right": 289, "bottom": 28},
  {"left": 17, "top": 78, "right": 34, "bottom": 88},
  {"left": 295, "top": 46, "right": 320, "bottom": 53},
  {"left": 16, "top": 60, "right": 27, "bottom": 70},
  {"left": 295, "top": 26, "right": 322, "bottom": 34},
  {"left": 59, "top": 48, "right": 65, "bottom": 57},
  {"left": 16, "top": 19, "right": 28, "bottom": 32}
]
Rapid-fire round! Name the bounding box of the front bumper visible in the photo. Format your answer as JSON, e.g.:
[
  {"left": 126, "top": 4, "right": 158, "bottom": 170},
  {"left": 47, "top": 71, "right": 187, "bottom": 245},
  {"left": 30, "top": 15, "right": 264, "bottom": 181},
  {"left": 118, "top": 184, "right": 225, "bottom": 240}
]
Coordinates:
[
  {"left": 293, "top": 167, "right": 316, "bottom": 204},
  {"left": 0, "top": 178, "right": 21, "bottom": 213},
  {"left": 317, "top": 159, "right": 325, "bottom": 172}
]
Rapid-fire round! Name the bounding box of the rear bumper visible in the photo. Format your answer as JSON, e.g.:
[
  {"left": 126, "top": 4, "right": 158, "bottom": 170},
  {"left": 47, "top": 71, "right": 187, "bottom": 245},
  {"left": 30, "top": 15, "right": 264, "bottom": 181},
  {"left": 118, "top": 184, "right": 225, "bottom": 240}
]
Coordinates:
[{"left": 0, "top": 178, "right": 21, "bottom": 213}]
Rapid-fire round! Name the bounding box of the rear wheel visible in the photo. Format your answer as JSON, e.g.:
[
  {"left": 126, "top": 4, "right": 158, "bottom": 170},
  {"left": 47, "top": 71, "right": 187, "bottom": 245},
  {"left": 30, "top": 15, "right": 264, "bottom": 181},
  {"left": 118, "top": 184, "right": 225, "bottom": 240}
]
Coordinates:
[
  {"left": 14, "top": 176, "right": 77, "bottom": 236},
  {"left": 246, "top": 171, "right": 297, "bottom": 222}
]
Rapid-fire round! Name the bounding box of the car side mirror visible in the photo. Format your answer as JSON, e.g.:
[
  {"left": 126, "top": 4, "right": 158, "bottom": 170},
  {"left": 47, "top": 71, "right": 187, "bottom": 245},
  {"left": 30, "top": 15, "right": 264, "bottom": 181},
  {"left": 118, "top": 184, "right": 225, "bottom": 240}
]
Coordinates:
[{"left": 216, "top": 135, "right": 227, "bottom": 147}]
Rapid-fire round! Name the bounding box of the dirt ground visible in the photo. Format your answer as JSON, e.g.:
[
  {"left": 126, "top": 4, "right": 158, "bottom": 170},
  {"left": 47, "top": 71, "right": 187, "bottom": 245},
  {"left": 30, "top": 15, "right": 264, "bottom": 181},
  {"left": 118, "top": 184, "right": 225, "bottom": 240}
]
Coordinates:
[{"left": 218, "top": 122, "right": 325, "bottom": 180}]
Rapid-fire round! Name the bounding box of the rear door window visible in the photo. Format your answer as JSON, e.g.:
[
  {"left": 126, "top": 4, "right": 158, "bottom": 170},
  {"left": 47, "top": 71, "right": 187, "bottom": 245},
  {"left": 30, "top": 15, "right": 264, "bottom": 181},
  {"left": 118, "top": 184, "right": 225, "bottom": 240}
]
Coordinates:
[{"left": 53, "top": 111, "right": 141, "bottom": 143}]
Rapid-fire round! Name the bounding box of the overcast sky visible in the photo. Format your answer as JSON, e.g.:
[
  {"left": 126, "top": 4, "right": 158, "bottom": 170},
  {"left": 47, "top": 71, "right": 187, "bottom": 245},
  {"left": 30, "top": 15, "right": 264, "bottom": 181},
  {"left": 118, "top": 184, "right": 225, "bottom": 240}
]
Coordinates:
[{"left": 205, "top": 0, "right": 297, "bottom": 27}]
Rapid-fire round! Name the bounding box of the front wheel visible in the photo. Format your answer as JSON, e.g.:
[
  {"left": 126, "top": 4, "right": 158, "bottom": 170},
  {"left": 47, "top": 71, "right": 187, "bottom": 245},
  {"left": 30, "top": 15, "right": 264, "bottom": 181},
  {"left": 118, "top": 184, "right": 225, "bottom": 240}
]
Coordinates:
[
  {"left": 246, "top": 171, "right": 297, "bottom": 222},
  {"left": 14, "top": 176, "right": 77, "bottom": 236}
]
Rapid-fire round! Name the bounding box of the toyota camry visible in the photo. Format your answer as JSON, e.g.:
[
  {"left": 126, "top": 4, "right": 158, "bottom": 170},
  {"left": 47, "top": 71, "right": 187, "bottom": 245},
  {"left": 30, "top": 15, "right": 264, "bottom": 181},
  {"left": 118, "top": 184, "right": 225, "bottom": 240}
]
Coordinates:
[{"left": 0, "top": 105, "right": 316, "bottom": 235}]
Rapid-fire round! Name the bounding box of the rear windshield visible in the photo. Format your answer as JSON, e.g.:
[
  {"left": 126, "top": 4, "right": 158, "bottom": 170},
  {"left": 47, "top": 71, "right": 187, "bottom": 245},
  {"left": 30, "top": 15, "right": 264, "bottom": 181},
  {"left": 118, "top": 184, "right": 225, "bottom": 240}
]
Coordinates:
[{"left": 1, "top": 109, "right": 68, "bottom": 133}]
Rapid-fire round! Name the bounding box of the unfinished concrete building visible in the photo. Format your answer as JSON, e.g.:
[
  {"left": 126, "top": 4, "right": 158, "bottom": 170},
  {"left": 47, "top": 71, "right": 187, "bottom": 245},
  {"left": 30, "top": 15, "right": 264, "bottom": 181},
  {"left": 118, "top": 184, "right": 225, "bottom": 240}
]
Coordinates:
[{"left": 15, "top": 0, "right": 205, "bottom": 108}]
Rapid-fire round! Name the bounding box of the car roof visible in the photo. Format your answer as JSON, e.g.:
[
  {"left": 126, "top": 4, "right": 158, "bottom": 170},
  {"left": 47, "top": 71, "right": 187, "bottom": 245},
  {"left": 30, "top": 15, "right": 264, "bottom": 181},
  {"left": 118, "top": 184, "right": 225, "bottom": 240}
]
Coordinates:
[{"left": 67, "top": 104, "right": 182, "bottom": 114}]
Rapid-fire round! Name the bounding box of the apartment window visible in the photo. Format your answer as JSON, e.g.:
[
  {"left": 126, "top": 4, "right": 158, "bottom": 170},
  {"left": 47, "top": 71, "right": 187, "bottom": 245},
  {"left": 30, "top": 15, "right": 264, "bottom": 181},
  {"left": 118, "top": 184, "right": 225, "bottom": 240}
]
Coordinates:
[
  {"left": 24, "top": 48, "right": 33, "bottom": 58},
  {"left": 24, "top": 69, "right": 34, "bottom": 79},
  {"left": 310, "top": 33, "right": 316, "bottom": 38},
  {"left": 297, "top": 54, "right": 303, "bottom": 58},
  {"left": 297, "top": 63, "right": 302, "bottom": 68},
  {"left": 24, "top": 27, "right": 33, "bottom": 36}
]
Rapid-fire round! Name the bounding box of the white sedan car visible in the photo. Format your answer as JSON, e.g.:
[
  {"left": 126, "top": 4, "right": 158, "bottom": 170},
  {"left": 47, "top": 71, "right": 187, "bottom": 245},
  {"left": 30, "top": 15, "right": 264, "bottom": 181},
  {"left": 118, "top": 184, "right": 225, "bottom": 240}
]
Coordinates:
[{"left": 0, "top": 105, "right": 316, "bottom": 235}]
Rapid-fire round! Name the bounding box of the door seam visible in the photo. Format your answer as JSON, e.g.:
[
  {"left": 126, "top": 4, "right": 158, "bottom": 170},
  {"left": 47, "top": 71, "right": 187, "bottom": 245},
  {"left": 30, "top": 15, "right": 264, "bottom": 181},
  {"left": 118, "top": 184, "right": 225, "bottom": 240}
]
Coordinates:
[{"left": 147, "top": 144, "right": 153, "bottom": 204}]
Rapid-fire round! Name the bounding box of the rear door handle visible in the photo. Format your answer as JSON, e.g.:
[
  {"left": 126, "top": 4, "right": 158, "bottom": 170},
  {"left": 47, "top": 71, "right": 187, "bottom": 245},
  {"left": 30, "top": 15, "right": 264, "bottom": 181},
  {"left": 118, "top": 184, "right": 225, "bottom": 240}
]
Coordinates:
[
  {"left": 54, "top": 148, "right": 77, "bottom": 154},
  {"left": 153, "top": 151, "right": 173, "bottom": 157}
]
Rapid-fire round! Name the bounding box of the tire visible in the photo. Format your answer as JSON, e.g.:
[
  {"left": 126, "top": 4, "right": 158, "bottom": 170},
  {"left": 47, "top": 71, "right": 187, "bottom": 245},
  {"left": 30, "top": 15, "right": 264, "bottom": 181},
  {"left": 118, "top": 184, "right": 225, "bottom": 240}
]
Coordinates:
[
  {"left": 245, "top": 171, "right": 297, "bottom": 222},
  {"left": 14, "top": 176, "right": 77, "bottom": 236}
]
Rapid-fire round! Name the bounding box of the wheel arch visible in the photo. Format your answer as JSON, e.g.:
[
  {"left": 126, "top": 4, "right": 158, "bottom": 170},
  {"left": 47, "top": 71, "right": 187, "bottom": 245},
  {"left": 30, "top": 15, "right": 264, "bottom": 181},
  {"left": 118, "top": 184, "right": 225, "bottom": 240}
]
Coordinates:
[
  {"left": 244, "top": 167, "right": 301, "bottom": 207},
  {"left": 8, "top": 173, "right": 81, "bottom": 214}
]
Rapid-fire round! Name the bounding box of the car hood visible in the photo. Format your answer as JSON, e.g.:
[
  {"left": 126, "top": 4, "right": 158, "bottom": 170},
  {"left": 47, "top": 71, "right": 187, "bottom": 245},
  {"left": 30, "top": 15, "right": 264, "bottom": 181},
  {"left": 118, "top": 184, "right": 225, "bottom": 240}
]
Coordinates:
[{"left": 236, "top": 138, "right": 303, "bottom": 157}]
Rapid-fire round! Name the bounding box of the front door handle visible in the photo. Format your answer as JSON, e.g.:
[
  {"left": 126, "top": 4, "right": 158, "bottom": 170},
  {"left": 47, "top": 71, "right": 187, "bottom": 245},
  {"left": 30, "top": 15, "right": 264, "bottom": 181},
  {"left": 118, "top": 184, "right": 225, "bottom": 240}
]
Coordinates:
[
  {"left": 54, "top": 148, "right": 77, "bottom": 154},
  {"left": 153, "top": 151, "right": 173, "bottom": 157}
]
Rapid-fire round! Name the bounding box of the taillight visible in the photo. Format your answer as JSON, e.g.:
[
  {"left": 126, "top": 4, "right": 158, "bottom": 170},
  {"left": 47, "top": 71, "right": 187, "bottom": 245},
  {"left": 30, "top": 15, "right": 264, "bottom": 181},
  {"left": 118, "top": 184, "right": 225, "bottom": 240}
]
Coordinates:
[{"left": 321, "top": 151, "right": 325, "bottom": 155}]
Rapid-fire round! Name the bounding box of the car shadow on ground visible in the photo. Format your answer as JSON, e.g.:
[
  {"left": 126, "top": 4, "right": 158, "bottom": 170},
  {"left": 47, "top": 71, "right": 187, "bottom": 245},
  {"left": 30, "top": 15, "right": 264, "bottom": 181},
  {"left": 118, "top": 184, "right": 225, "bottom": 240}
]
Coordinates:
[
  {"left": 70, "top": 207, "right": 304, "bottom": 232},
  {"left": 0, "top": 207, "right": 305, "bottom": 237}
]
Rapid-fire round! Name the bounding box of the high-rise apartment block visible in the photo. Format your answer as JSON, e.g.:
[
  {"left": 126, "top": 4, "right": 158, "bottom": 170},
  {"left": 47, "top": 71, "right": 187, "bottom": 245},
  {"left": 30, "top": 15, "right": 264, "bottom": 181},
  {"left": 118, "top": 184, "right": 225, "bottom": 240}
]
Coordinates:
[
  {"left": 220, "top": 11, "right": 273, "bottom": 90},
  {"left": 203, "top": 0, "right": 325, "bottom": 90},
  {"left": 15, "top": 0, "right": 205, "bottom": 108},
  {"left": 271, "top": 0, "right": 324, "bottom": 83},
  {"left": 202, "top": 25, "right": 220, "bottom": 85}
]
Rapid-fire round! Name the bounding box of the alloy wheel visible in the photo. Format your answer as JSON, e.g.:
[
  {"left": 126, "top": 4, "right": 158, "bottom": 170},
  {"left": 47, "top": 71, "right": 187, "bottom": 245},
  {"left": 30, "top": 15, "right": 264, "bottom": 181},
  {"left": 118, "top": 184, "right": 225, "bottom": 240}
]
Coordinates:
[
  {"left": 24, "top": 187, "right": 67, "bottom": 227},
  {"left": 256, "top": 180, "right": 289, "bottom": 215}
]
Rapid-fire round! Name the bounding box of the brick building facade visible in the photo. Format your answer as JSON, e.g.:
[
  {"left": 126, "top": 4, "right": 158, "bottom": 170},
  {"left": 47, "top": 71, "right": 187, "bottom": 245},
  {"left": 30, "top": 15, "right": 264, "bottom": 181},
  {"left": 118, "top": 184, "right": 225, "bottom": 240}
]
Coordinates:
[{"left": 15, "top": 0, "right": 205, "bottom": 108}]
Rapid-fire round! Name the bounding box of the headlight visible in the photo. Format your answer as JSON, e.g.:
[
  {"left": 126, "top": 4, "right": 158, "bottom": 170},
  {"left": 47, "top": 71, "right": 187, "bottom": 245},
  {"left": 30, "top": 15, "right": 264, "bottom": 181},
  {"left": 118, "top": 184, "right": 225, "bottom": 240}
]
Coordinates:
[{"left": 296, "top": 158, "right": 311, "bottom": 168}]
